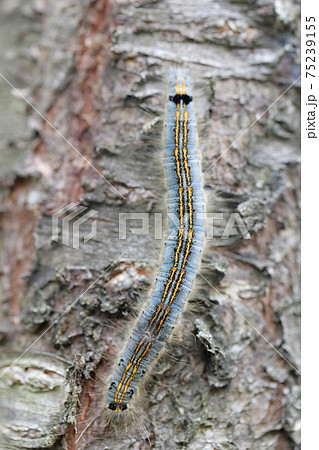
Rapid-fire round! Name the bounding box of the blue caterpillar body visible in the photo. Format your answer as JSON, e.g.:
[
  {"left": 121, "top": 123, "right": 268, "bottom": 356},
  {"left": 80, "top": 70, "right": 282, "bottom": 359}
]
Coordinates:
[{"left": 107, "top": 70, "right": 205, "bottom": 413}]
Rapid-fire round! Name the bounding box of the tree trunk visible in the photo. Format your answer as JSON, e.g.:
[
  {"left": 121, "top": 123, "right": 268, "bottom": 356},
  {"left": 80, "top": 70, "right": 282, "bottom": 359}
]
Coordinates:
[{"left": 0, "top": 0, "right": 300, "bottom": 449}]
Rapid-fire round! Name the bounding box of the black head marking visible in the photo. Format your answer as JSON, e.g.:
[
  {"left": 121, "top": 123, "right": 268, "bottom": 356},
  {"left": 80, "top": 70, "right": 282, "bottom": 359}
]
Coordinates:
[
  {"left": 108, "top": 401, "right": 128, "bottom": 411},
  {"left": 169, "top": 94, "right": 193, "bottom": 105}
]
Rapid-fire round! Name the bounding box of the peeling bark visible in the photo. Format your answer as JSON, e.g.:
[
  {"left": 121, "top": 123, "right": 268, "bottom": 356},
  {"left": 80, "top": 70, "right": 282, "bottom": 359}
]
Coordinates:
[{"left": 0, "top": 1, "right": 300, "bottom": 449}]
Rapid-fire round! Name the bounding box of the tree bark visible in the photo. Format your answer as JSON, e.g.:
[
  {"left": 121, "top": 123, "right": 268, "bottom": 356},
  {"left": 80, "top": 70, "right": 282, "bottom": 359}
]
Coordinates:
[{"left": 0, "top": 0, "right": 300, "bottom": 449}]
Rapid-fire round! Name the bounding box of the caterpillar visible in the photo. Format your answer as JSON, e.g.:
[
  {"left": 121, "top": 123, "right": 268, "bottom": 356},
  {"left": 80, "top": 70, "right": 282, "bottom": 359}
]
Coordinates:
[{"left": 106, "top": 69, "right": 205, "bottom": 415}]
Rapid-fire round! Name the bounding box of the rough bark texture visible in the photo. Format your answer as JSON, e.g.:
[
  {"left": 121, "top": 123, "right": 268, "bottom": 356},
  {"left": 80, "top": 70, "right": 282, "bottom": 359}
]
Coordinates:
[{"left": 0, "top": 0, "right": 300, "bottom": 449}]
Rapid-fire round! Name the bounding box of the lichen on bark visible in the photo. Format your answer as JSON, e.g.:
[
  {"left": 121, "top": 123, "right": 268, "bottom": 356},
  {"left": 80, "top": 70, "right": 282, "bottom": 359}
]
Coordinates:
[{"left": 0, "top": 0, "right": 300, "bottom": 449}]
